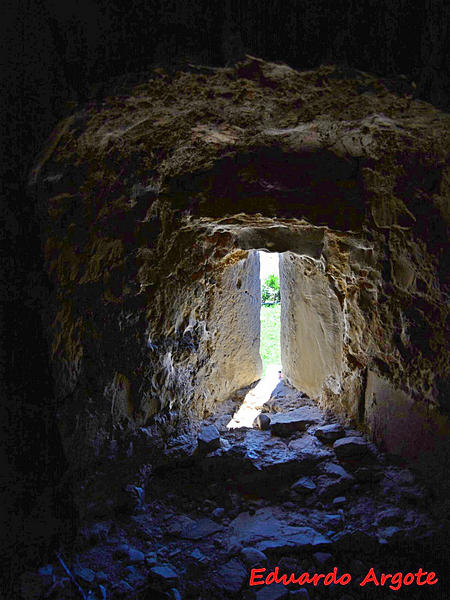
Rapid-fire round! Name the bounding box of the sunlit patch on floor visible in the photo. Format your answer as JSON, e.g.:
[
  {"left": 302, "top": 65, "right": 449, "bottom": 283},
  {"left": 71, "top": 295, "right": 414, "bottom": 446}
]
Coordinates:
[{"left": 227, "top": 364, "right": 281, "bottom": 428}]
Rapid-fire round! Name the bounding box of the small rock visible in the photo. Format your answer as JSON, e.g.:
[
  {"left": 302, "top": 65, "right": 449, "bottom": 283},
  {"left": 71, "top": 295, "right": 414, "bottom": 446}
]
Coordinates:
[
  {"left": 322, "top": 514, "right": 343, "bottom": 530},
  {"left": 128, "top": 548, "right": 145, "bottom": 564},
  {"left": 145, "top": 552, "right": 158, "bottom": 566},
  {"left": 124, "top": 565, "right": 146, "bottom": 587},
  {"left": 315, "top": 424, "right": 346, "bottom": 442},
  {"left": 313, "top": 552, "right": 333, "bottom": 568},
  {"left": 316, "top": 475, "right": 352, "bottom": 499},
  {"left": 73, "top": 566, "right": 95, "bottom": 584},
  {"left": 96, "top": 571, "right": 109, "bottom": 583},
  {"left": 114, "top": 544, "right": 130, "bottom": 559},
  {"left": 291, "top": 477, "right": 317, "bottom": 494},
  {"left": 38, "top": 564, "right": 53, "bottom": 577},
  {"left": 331, "top": 529, "right": 378, "bottom": 553},
  {"left": 113, "top": 579, "right": 134, "bottom": 595},
  {"left": 149, "top": 564, "right": 179, "bottom": 589},
  {"left": 212, "top": 559, "right": 247, "bottom": 594},
  {"left": 254, "top": 413, "right": 271, "bottom": 430},
  {"left": 376, "top": 508, "right": 402, "bottom": 526},
  {"left": 354, "top": 466, "right": 383, "bottom": 482},
  {"left": 333, "top": 436, "right": 370, "bottom": 459},
  {"left": 212, "top": 507, "right": 225, "bottom": 519},
  {"left": 240, "top": 547, "right": 268, "bottom": 567},
  {"left": 37, "top": 565, "right": 54, "bottom": 588},
  {"left": 197, "top": 425, "right": 221, "bottom": 452},
  {"left": 227, "top": 539, "right": 243, "bottom": 556},
  {"left": 82, "top": 521, "right": 111, "bottom": 545},
  {"left": 333, "top": 496, "right": 347, "bottom": 506},
  {"left": 190, "top": 548, "right": 209, "bottom": 564},
  {"left": 322, "top": 462, "right": 354, "bottom": 481},
  {"left": 378, "top": 526, "right": 403, "bottom": 543},
  {"left": 270, "top": 408, "right": 320, "bottom": 437}
]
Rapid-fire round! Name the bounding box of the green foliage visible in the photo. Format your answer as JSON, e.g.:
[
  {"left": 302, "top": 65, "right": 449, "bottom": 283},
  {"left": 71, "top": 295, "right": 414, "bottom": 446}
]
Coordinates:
[
  {"left": 260, "top": 303, "right": 281, "bottom": 375},
  {"left": 261, "top": 274, "right": 280, "bottom": 304}
]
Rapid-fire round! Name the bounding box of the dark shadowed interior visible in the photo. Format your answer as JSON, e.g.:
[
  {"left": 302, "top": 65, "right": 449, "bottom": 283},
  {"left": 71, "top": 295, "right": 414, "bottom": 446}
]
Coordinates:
[{"left": 2, "top": 3, "right": 449, "bottom": 598}]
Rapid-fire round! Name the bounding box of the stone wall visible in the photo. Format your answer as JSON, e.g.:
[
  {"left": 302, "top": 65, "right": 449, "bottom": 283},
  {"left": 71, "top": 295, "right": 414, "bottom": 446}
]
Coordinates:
[
  {"left": 30, "top": 58, "right": 449, "bottom": 484},
  {"left": 280, "top": 252, "right": 343, "bottom": 399},
  {"left": 197, "top": 250, "right": 262, "bottom": 414}
]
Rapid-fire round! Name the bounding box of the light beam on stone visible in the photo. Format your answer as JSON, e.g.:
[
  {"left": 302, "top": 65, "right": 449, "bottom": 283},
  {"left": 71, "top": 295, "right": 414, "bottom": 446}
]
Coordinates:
[{"left": 227, "top": 365, "right": 280, "bottom": 428}]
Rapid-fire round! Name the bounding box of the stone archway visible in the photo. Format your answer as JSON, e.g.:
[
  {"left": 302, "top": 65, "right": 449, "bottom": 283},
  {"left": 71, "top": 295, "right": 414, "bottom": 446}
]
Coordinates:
[{"left": 31, "top": 58, "right": 449, "bottom": 499}]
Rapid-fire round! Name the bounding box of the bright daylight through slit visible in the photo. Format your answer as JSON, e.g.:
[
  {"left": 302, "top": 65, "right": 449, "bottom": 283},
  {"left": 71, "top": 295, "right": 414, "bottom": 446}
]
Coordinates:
[{"left": 227, "top": 251, "right": 282, "bottom": 428}]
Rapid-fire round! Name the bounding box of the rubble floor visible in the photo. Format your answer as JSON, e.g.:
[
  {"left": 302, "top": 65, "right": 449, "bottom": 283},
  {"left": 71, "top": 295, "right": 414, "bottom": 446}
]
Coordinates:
[{"left": 22, "top": 381, "right": 447, "bottom": 600}]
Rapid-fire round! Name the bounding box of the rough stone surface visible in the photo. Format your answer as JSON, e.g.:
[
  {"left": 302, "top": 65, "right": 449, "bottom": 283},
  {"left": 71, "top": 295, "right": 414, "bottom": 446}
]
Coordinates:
[
  {"left": 270, "top": 407, "right": 322, "bottom": 437},
  {"left": 29, "top": 57, "right": 450, "bottom": 524},
  {"left": 211, "top": 559, "right": 247, "bottom": 594},
  {"left": 229, "top": 508, "right": 331, "bottom": 553},
  {"left": 197, "top": 425, "right": 221, "bottom": 453},
  {"left": 291, "top": 477, "right": 316, "bottom": 494},
  {"left": 315, "top": 424, "right": 346, "bottom": 443},
  {"left": 240, "top": 547, "right": 268, "bottom": 567},
  {"left": 149, "top": 564, "right": 179, "bottom": 588},
  {"left": 333, "top": 436, "right": 371, "bottom": 459},
  {"left": 280, "top": 253, "right": 344, "bottom": 399},
  {"left": 254, "top": 413, "right": 271, "bottom": 430}
]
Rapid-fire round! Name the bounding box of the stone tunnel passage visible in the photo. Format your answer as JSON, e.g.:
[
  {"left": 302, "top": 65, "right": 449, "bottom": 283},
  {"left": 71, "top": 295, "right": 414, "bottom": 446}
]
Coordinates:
[
  {"left": 227, "top": 250, "right": 282, "bottom": 429},
  {"left": 214, "top": 240, "right": 344, "bottom": 430},
  {"left": 24, "top": 58, "right": 450, "bottom": 598}
]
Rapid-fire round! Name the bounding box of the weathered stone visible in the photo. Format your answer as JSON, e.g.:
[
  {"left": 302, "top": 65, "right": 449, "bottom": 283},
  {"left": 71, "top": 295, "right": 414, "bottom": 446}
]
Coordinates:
[
  {"left": 291, "top": 477, "right": 316, "bottom": 494},
  {"left": 240, "top": 546, "right": 268, "bottom": 567},
  {"left": 73, "top": 566, "right": 95, "bottom": 584},
  {"left": 211, "top": 558, "right": 247, "bottom": 594},
  {"left": 113, "top": 579, "right": 134, "bottom": 596},
  {"left": 197, "top": 425, "right": 221, "bottom": 452},
  {"left": 168, "top": 515, "right": 222, "bottom": 540},
  {"left": 315, "top": 424, "right": 346, "bottom": 443},
  {"left": 32, "top": 57, "right": 450, "bottom": 504},
  {"left": 377, "top": 526, "right": 404, "bottom": 544},
  {"left": 127, "top": 548, "right": 145, "bottom": 564},
  {"left": 280, "top": 253, "right": 343, "bottom": 400},
  {"left": 254, "top": 413, "right": 271, "bottom": 430},
  {"left": 376, "top": 508, "right": 403, "bottom": 526},
  {"left": 332, "top": 496, "right": 347, "bottom": 506},
  {"left": 313, "top": 552, "right": 333, "bottom": 568},
  {"left": 321, "top": 462, "right": 354, "bottom": 481},
  {"left": 190, "top": 548, "right": 209, "bottom": 564},
  {"left": 114, "top": 544, "right": 131, "bottom": 559},
  {"left": 333, "top": 436, "right": 371, "bottom": 458},
  {"left": 230, "top": 508, "right": 331, "bottom": 553},
  {"left": 353, "top": 466, "right": 383, "bottom": 482},
  {"left": 149, "top": 564, "right": 179, "bottom": 588},
  {"left": 212, "top": 507, "right": 225, "bottom": 519},
  {"left": 145, "top": 552, "right": 158, "bottom": 566},
  {"left": 288, "top": 434, "right": 334, "bottom": 465},
  {"left": 124, "top": 565, "right": 146, "bottom": 587},
  {"left": 331, "top": 529, "right": 379, "bottom": 553},
  {"left": 270, "top": 407, "right": 322, "bottom": 437},
  {"left": 316, "top": 475, "right": 353, "bottom": 499}
]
